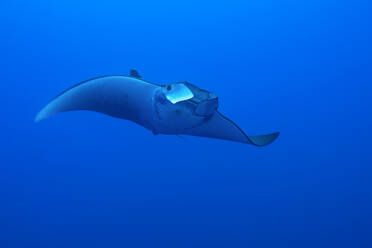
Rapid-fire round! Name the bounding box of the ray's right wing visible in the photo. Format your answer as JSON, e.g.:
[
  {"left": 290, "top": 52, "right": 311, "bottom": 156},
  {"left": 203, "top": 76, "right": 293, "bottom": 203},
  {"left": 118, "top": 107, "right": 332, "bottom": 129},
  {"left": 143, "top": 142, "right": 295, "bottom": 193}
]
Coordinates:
[{"left": 182, "top": 111, "right": 279, "bottom": 146}]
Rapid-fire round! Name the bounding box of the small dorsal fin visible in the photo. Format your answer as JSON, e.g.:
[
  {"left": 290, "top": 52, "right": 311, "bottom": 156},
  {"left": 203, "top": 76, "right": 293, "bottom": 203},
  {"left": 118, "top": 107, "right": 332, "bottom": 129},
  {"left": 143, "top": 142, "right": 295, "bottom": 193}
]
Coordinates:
[{"left": 129, "top": 69, "right": 142, "bottom": 79}]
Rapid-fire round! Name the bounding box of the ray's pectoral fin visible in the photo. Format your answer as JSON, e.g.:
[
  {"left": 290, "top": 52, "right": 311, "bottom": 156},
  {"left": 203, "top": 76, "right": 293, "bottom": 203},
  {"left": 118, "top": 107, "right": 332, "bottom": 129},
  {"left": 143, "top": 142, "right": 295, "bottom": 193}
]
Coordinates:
[
  {"left": 34, "top": 75, "right": 157, "bottom": 124},
  {"left": 181, "top": 111, "right": 279, "bottom": 146}
]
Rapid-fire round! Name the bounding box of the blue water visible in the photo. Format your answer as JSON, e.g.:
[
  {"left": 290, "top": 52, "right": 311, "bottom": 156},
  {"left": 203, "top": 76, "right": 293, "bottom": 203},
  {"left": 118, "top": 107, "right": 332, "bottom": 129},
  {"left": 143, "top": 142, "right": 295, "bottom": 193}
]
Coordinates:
[{"left": 1, "top": 1, "right": 372, "bottom": 247}]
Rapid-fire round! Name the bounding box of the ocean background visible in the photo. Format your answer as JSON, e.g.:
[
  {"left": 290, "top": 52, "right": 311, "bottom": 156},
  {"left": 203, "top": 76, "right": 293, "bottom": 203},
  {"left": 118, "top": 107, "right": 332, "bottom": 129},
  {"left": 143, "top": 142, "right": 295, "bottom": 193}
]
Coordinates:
[{"left": 1, "top": 0, "right": 371, "bottom": 247}]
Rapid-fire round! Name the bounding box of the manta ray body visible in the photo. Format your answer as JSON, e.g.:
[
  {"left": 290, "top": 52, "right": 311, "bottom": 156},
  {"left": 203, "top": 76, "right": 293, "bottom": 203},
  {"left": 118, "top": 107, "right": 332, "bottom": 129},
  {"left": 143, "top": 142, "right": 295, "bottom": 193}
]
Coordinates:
[{"left": 36, "top": 70, "right": 279, "bottom": 146}]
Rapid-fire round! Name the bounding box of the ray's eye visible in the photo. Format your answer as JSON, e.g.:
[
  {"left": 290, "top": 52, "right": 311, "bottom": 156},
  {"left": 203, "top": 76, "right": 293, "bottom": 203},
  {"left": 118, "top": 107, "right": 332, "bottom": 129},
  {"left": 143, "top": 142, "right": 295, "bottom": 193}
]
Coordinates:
[{"left": 167, "top": 85, "right": 172, "bottom": 91}]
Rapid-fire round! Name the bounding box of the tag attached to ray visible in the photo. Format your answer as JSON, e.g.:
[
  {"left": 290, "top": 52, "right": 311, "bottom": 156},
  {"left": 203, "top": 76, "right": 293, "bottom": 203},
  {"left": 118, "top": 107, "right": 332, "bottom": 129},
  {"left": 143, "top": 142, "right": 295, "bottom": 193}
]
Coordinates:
[{"left": 165, "top": 84, "right": 194, "bottom": 104}]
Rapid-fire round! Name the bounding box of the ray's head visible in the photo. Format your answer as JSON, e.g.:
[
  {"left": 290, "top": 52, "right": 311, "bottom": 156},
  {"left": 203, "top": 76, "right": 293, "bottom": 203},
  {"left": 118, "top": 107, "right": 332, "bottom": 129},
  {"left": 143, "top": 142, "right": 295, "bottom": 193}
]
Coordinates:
[
  {"left": 159, "top": 81, "right": 219, "bottom": 116},
  {"left": 152, "top": 82, "right": 219, "bottom": 133}
]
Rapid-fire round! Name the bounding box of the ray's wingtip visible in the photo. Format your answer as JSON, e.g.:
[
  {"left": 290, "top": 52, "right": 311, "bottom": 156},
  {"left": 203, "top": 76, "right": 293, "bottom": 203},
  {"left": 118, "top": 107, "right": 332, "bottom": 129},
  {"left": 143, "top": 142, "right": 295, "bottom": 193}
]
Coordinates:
[
  {"left": 273, "top": 131, "right": 280, "bottom": 138},
  {"left": 247, "top": 131, "right": 280, "bottom": 147},
  {"left": 34, "top": 109, "right": 48, "bottom": 123},
  {"left": 34, "top": 113, "right": 42, "bottom": 123}
]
